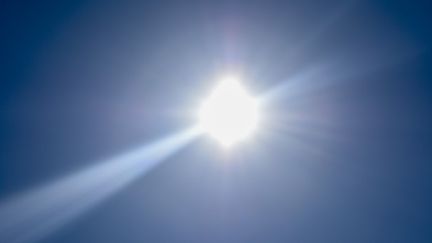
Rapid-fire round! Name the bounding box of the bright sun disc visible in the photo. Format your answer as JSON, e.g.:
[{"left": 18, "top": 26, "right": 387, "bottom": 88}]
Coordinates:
[{"left": 198, "top": 76, "right": 259, "bottom": 147}]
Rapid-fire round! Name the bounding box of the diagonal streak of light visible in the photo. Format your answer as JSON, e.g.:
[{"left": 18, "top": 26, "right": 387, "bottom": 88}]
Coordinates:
[{"left": 0, "top": 127, "right": 201, "bottom": 243}]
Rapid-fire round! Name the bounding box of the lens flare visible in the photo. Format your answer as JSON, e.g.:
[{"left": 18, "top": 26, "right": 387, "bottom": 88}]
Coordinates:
[{"left": 0, "top": 127, "right": 200, "bottom": 243}]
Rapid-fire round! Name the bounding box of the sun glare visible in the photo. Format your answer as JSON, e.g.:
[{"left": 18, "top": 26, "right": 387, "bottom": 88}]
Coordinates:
[{"left": 198, "top": 76, "right": 259, "bottom": 147}]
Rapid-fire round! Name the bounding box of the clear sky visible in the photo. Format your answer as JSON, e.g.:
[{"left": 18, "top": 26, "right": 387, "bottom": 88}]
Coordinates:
[{"left": 0, "top": 0, "right": 431, "bottom": 242}]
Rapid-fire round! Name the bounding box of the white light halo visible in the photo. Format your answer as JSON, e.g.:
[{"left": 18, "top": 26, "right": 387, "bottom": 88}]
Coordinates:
[{"left": 198, "top": 76, "right": 259, "bottom": 147}]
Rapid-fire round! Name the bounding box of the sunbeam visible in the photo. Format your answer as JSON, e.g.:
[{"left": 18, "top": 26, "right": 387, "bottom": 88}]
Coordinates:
[
  {"left": 259, "top": 64, "right": 333, "bottom": 104},
  {"left": 0, "top": 127, "right": 201, "bottom": 243}
]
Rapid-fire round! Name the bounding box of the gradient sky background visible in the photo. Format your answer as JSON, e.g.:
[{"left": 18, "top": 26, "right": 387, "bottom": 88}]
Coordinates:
[{"left": 1, "top": 0, "right": 432, "bottom": 242}]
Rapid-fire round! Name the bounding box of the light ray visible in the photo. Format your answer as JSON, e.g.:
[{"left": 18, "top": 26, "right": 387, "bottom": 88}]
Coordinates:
[
  {"left": 0, "top": 127, "right": 201, "bottom": 243},
  {"left": 259, "top": 64, "right": 333, "bottom": 104}
]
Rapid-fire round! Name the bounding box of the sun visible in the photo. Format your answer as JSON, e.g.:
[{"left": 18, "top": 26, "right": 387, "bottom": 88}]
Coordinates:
[{"left": 198, "top": 75, "right": 260, "bottom": 147}]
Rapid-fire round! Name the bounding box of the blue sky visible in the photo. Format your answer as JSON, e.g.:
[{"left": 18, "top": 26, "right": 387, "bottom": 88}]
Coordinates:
[{"left": 0, "top": 0, "right": 431, "bottom": 242}]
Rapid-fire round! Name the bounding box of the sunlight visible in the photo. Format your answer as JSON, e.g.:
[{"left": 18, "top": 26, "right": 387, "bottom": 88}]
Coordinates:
[{"left": 198, "top": 75, "right": 260, "bottom": 147}]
